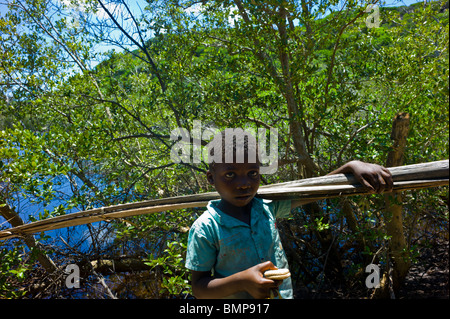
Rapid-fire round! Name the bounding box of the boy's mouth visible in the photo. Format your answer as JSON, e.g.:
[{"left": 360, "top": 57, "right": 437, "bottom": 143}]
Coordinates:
[{"left": 235, "top": 194, "right": 252, "bottom": 201}]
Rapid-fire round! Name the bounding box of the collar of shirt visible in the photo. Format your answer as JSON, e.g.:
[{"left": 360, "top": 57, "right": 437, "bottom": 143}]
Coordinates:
[{"left": 206, "top": 198, "right": 268, "bottom": 229}]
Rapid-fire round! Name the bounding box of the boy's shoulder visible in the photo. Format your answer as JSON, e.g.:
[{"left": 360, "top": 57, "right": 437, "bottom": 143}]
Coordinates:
[
  {"left": 259, "top": 198, "right": 292, "bottom": 219},
  {"left": 189, "top": 201, "right": 223, "bottom": 234},
  {"left": 191, "top": 208, "right": 216, "bottom": 230},
  {"left": 188, "top": 204, "right": 222, "bottom": 245}
]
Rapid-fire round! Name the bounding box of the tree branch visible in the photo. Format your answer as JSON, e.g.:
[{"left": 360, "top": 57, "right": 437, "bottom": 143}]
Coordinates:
[
  {"left": 325, "top": 0, "right": 380, "bottom": 108},
  {"left": 336, "top": 121, "right": 376, "bottom": 165},
  {"left": 95, "top": 0, "right": 183, "bottom": 128},
  {"left": 0, "top": 199, "right": 57, "bottom": 273}
]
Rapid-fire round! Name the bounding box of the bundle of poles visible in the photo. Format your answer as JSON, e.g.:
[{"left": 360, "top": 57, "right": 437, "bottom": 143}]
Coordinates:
[{"left": 0, "top": 160, "right": 448, "bottom": 241}]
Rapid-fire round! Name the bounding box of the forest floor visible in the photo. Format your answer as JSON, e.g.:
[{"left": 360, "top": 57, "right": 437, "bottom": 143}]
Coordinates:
[
  {"left": 397, "top": 239, "right": 449, "bottom": 299},
  {"left": 294, "top": 239, "right": 449, "bottom": 299}
]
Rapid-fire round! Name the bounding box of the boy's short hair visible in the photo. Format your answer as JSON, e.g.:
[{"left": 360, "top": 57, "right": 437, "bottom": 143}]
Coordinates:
[{"left": 208, "top": 129, "right": 259, "bottom": 171}]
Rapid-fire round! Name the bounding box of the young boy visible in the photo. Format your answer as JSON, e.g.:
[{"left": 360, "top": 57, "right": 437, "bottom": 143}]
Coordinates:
[{"left": 185, "top": 130, "right": 393, "bottom": 299}]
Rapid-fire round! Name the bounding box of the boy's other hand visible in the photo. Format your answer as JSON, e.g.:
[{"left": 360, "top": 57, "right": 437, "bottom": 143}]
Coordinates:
[
  {"left": 337, "top": 160, "right": 393, "bottom": 194},
  {"left": 242, "top": 261, "right": 281, "bottom": 299}
]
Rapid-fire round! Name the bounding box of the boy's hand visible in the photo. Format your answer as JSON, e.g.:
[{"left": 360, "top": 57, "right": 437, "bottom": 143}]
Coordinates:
[
  {"left": 241, "top": 261, "right": 281, "bottom": 299},
  {"left": 190, "top": 261, "right": 281, "bottom": 299},
  {"left": 331, "top": 160, "right": 393, "bottom": 194}
]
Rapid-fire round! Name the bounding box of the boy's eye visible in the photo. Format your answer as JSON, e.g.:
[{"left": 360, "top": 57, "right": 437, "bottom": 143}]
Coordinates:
[
  {"left": 249, "top": 171, "right": 259, "bottom": 178},
  {"left": 225, "top": 172, "right": 235, "bottom": 178}
]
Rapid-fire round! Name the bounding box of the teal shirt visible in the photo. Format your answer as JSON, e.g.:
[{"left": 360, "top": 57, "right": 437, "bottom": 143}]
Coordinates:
[{"left": 185, "top": 197, "right": 293, "bottom": 299}]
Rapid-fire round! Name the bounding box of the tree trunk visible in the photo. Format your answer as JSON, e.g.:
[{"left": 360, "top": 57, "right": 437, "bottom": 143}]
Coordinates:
[
  {"left": 374, "top": 112, "right": 411, "bottom": 298},
  {"left": 0, "top": 201, "right": 57, "bottom": 273}
]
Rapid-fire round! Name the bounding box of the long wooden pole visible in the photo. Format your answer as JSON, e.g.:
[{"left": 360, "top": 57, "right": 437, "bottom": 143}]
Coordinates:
[{"left": 0, "top": 160, "right": 448, "bottom": 241}]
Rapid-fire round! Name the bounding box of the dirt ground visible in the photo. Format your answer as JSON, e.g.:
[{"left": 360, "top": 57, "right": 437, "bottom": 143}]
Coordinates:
[
  {"left": 398, "top": 240, "right": 449, "bottom": 299},
  {"left": 293, "top": 239, "right": 449, "bottom": 299}
]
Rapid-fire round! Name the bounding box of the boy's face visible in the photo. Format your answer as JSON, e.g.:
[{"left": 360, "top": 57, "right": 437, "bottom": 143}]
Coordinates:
[{"left": 207, "top": 161, "right": 260, "bottom": 208}]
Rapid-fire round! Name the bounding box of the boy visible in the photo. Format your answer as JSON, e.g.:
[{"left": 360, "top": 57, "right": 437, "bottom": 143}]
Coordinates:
[{"left": 185, "top": 129, "right": 393, "bottom": 299}]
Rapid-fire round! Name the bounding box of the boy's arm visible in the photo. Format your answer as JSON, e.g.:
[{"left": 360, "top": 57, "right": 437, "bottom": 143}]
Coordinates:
[
  {"left": 328, "top": 160, "right": 393, "bottom": 193},
  {"left": 191, "top": 261, "right": 279, "bottom": 299},
  {"left": 291, "top": 160, "right": 393, "bottom": 209}
]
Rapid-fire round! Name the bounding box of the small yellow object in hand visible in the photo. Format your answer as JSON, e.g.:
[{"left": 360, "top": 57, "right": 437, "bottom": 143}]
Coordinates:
[
  {"left": 264, "top": 268, "right": 291, "bottom": 299},
  {"left": 264, "top": 268, "right": 291, "bottom": 281}
]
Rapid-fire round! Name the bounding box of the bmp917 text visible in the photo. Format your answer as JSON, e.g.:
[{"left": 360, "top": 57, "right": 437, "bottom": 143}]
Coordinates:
[{"left": 223, "top": 303, "right": 269, "bottom": 314}]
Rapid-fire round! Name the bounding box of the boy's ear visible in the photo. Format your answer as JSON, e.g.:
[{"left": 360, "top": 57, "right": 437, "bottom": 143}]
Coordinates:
[{"left": 206, "top": 171, "right": 214, "bottom": 185}]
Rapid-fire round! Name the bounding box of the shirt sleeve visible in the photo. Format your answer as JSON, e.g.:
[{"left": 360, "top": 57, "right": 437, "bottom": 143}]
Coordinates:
[
  {"left": 185, "top": 221, "right": 217, "bottom": 272},
  {"left": 263, "top": 199, "right": 292, "bottom": 219}
]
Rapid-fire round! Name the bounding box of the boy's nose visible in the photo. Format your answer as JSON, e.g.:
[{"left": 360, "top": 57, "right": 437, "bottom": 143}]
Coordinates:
[
  {"left": 236, "top": 178, "right": 251, "bottom": 189},
  {"left": 237, "top": 184, "right": 250, "bottom": 189}
]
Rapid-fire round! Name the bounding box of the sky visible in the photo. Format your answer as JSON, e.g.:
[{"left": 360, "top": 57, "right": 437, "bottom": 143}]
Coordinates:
[{"left": 0, "top": 0, "right": 426, "bottom": 22}]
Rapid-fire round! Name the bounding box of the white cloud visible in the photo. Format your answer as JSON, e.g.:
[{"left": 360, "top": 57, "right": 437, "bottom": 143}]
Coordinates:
[
  {"left": 59, "top": 0, "right": 122, "bottom": 20},
  {"left": 95, "top": 1, "right": 123, "bottom": 20}
]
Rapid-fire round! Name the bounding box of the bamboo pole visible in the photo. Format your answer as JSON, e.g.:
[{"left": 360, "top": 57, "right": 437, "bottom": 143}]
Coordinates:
[{"left": 0, "top": 160, "right": 448, "bottom": 241}]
